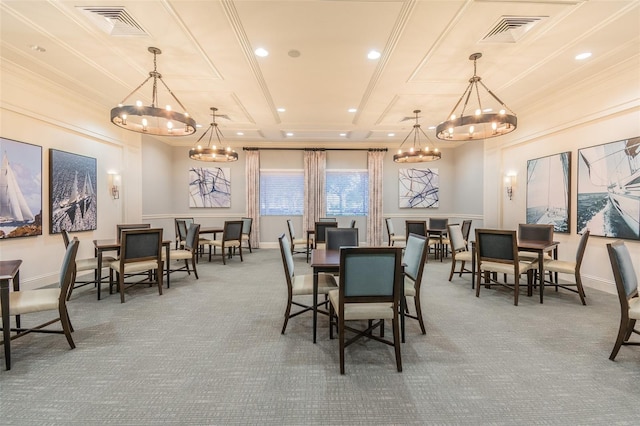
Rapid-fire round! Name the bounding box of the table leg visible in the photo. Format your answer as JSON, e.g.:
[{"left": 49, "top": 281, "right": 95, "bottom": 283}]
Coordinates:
[
  {"left": 306, "top": 234, "right": 311, "bottom": 263},
  {"left": 313, "top": 269, "right": 318, "bottom": 344},
  {"left": 97, "top": 250, "right": 103, "bottom": 300},
  {"left": 1, "top": 278, "right": 10, "bottom": 370},
  {"left": 165, "top": 244, "right": 171, "bottom": 288},
  {"left": 538, "top": 251, "right": 544, "bottom": 304}
]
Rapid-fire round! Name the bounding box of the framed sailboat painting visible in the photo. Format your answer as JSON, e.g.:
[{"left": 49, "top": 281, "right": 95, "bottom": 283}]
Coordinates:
[
  {"left": 577, "top": 137, "right": 640, "bottom": 240},
  {"left": 0, "top": 137, "right": 42, "bottom": 239},
  {"left": 526, "top": 152, "right": 571, "bottom": 233},
  {"left": 49, "top": 149, "right": 97, "bottom": 234}
]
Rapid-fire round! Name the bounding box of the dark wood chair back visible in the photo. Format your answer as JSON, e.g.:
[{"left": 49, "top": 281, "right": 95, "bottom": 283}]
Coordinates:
[
  {"left": 326, "top": 227, "right": 359, "bottom": 250},
  {"left": 314, "top": 221, "right": 338, "bottom": 247},
  {"left": 116, "top": 223, "right": 151, "bottom": 243}
]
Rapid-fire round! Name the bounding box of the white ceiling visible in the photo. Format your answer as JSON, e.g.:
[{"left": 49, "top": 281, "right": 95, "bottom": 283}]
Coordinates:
[{"left": 1, "top": 0, "right": 638, "bottom": 149}]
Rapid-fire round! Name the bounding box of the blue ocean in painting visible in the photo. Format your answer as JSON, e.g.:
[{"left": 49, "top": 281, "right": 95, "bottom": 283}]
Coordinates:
[{"left": 577, "top": 192, "right": 637, "bottom": 239}]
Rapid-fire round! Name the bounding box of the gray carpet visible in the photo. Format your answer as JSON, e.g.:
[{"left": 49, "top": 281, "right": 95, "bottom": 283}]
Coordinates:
[{"left": 1, "top": 247, "right": 639, "bottom": 425}]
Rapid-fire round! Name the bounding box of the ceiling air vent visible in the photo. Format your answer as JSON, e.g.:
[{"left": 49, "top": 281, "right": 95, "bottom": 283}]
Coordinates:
[
  {"left": 77, "top": 7, "right": 148, "bottom": 36},
  {"left": 481, "top": 16, "right": 547, "bottom": 43}
]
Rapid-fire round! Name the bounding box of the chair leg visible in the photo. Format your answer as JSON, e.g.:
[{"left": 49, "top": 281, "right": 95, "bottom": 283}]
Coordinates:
[
  {"left": 339, "top": 316, "right": 346, "bottom": 375},
  {"left": 448, "top": 260, "right": 456, "bottom": 281},
  {"left": 609, "top": 317, "right": 630, "bottom": 360},
  {"left": 281, "top": 295, "right": 292, "bottom": 335},
  {"left": 59, "top": 305, "right": 76, "bottom": 349},
  {"left": 238, "top": 246, "right": 243, "bottom": 262},
  {"left": 191, "top": 257, "right": 199, "bottom": 279},
  {"left": 393, "top": 317, "right": 402, "bottom": 372},
  {"left": 66, "top": 271, "right": 77, "bottom": 301},
  {"left": 157, "top": 265, "right": 163, "bottom": 296},
  {"left": 575, "top": 272, "right": 587, "bottom": 305},
  {"left": 413, "top": 294, "right": 426, "bottom": 335}
]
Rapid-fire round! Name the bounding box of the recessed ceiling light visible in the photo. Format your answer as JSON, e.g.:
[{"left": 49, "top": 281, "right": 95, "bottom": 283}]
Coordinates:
[
  {"left": 388, "top": 133, "right": 395, "bottom": 137},
  {"left": 340, "top": 133, "right": 347, "bottom": 137},
  {"left": 575, "top": 52, "right": 592, "bottom": 60},
  {"left": 277, "top": 107, "right": 286, "bottom": 112},
  {"left": 286, "top": 132, "right": 294, "bottom": 137},
  {"left": 236, "top": 132, "right": 244, "bottom": 136},
  {"left": 428, "top": 126, "right": 436, "bottom": 130},
  {"left": 348, "top": 108, "right": 357, "bottom": 113},
  {"left": 255, "top": 47, "right": 269, "bottom": 57},
  {"left": 367, "top": 50, "right": 381, "bottom": 60},
  {"left": 196, "top": 124, "right": 203, "bottom": 128},
  {"left": 30, "top": 45, "right": 46, "bottom": 53}
]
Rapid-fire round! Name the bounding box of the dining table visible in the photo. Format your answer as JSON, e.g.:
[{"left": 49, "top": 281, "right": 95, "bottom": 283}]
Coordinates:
[
  {"left": 197, "top": 226, "right": 223, "bottom": 259},
  {"left": 93, "top": 238, "right": 171, "bottom": 299},
  {"left": 1, "top": 259, "right": 22, "bottom": 370}
]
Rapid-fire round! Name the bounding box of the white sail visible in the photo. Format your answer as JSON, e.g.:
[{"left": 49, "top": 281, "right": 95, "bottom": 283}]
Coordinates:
[
  {"left": 0, "top": 153, "right": 35, "bottom": 222},
  {"left": 83, "top": 172, "right": 94, "bottom": 197}
]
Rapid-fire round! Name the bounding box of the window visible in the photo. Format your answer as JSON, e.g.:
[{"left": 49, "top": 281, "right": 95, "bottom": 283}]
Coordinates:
[
  {"left": 260, "top": 169, "right": 304, "bottom": 215},
  {"left": 326, "top": 170, "right": 368, "bottom": 216}
]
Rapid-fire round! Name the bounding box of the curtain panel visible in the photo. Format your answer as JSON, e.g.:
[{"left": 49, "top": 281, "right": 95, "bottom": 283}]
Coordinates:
[
  {"left": 303, "top": 150, "right": 326, "bottom": 234},
  {"left": 367, "top": 150, "right": 385, "bottom": 246},
  {"left": 245, "top": 149, "right": 260, "bottom": 248}
]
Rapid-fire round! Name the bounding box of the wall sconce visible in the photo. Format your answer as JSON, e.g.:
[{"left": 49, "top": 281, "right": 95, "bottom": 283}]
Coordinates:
[
  {"left": 108, "top": 172, "right": 121, "bottom": 200},
  {"left": 505, "top": 172, "right": 516, "bottom": 200}
]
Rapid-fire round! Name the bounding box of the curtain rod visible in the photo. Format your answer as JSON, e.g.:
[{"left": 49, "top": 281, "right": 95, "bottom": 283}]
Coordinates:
[{"left": 243, "top": 147, "right": 387, "bottom": 152}]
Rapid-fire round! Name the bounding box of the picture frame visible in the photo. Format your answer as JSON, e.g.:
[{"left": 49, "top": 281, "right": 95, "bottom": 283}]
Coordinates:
[
  {"left": 399, "top": 168, "right": 439, "bottom": 208},
  {"left": 526, "top": 152, "right": 571, "bottom": 233},
  {"left": 49, "top": 149, "right": 97, "bottom": 234},
  {"left": 0, "top": 137, "right": 42, "bottom": 239},
  {"left": 189, "top": 167, "right": 231, "bottom": 208},
  {"left": 577, "top": 136, "right": 640, "bottom": 239}
]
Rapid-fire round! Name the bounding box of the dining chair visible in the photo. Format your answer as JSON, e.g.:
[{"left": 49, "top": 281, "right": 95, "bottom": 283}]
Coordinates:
[
  {"left": 402, "top": 233, "right": 429, "bottom": 340},
  {"left": 61, "top": 229, "right": 115, "bottom": 300},
  {"left": 164, "top": 223, "right": 200, "bottom": 281},
  {"left": 175, "top": 219, "right": 189, "bottom": 250},
  {"left": 241, "top": 217, "right": 253, "bottom": 253},
  {"left": 461, "top": 219, "right": 472, "bottom": 249},
  {"left": 606, "top": 240, "right": 640, "bottom": 360},
  {"left": 405, "top": 220, "right": 427, "bottom": 238},
  {"left": 385, "top": 218, "right": 405, "bottom": 247},
  {"left": 475, "top": 229, "right": 536, "bottom": 306},
  {"left": 2, "top": 237, "right": 79, "bottom": 368},
  {"left": 109, "top": 228, "right": 163, "bottom": 303},
  {"left": 447, "top": 224, "right": 474, "bottom": 282},
  {"left": 278, "top": 234, "right": 338, "bottom": 335},
  {"left": 174, "top": 217, "right": 194, "bottom": 249},
  {"left": 314, "top": 221, "right": 338, "bottom": 249},
  {"left": 203, "top": 220, "right": 243, "bottom": 264},
  {"left": 517, "top": 223, "right": 554, "bottom": 261},
  {"left": 319, "top": 217, "right": 337, "bottom": 222},
  {"left": 428, "top": 218, "right": 449, "bottom": 261},
  {"left": 116, "top": 223, "right": 151, "bottom": 243},
  {"left": 540, "top": 230, "right": 589, "bottom": 305},
  {"left": 328, "top": 246, "right": 404, "bottom": 374},
  {"left": 325, "top": 227, "right": 359, "bottom": 250},
  {"left": 287, "top": 219, "right": 309, "bottom": 256}
]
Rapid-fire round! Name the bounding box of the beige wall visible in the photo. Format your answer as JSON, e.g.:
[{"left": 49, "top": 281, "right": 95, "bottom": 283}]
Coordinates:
[{"left": 2, "top": 55, "right": 639, "bottom": 294}]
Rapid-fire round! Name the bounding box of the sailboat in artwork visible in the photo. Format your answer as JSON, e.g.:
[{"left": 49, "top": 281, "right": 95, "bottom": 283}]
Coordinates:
[
  {"left": 58, "top": 170, "right": 93, "bottom": 222},
  {"left": 0, "top": 152, "right": 35, "bottom": 224},
  {"left": 580, "top": 137, "right": 640, "bottom": 236}
]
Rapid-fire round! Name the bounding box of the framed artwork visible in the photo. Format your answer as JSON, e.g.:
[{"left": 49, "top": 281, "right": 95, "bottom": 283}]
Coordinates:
[
  {"left": 577, "top": 136, "right": 640, "bottom": 239},
  {"left": 0, "top": 137, "right": 42, "bottom": 239},
  {"left": 526, "top": 152, "right": 571, "bottom": 233},
  {"left": 189, "top": 167, "right": 231, "bottom": 207},
  {"left": 399, "top": 168, "right": 439, "bottom": 208},
  {"left": 49, "top": 149, "right": 97, "bottom": 234}
]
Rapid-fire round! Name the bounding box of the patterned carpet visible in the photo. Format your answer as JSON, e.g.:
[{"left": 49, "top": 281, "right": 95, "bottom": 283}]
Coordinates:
[{"left": 1, "top": 247, "right": 639, "bottom": 425}]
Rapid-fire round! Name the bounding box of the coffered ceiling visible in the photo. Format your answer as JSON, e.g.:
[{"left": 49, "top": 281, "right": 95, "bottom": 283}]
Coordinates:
[{"left": 1, "top": 0, "right": 638, "bottom": 148}]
